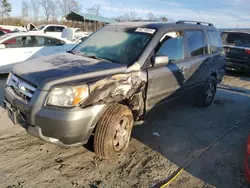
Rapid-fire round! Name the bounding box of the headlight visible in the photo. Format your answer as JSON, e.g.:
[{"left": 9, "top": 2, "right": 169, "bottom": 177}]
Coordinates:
[{"left": 47, "top": 85, "right": 89, "bottom": 107}]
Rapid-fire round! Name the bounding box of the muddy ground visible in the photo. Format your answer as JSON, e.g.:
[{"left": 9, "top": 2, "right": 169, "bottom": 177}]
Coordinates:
[{"left": 0, "top": 72, "right": 250, "bottom": 188}]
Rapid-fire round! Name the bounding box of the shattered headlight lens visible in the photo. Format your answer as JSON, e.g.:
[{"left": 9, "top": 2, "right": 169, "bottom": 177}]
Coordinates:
[{"left": 47, "top": 85, "right": 89, "bottom": 107}]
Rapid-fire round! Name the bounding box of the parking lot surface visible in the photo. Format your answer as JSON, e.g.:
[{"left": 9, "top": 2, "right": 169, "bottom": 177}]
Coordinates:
[{"left": 0, "top": 72, "right": 250, "bottom": 188}]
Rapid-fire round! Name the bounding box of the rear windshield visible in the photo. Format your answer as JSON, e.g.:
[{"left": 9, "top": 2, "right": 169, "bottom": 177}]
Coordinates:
[
  {"left": 221, "top": 32, "right": 250, "bottom": 47},
  {"left": 73, "top": 26, "right": 154, "bottom": 65}
]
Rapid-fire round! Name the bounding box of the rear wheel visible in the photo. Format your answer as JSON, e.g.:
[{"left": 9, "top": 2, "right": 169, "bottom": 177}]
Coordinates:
[
  {"left": 194, "top": 76, "right": 217, "bottom": 108},
  {"left": 94, "top": 104, "right": 133, "bottom": 159}
]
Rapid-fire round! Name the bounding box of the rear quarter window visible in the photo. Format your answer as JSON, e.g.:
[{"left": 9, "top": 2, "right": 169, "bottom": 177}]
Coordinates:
[
  {"left": 208, "top": 30, "right": 223, "bottom": 54},
  {"left": 186, "top": 30, "right": 206, "bottom": 57}
]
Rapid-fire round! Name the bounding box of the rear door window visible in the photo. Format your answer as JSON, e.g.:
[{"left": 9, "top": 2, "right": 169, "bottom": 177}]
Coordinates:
[
  {"left": 186, "top": 30, "right": 206, "bottom": 57},
  {"left": 55, "top": 26, "right": 65, "bottom": 32},
  {"left": 45, "top": 26, "right": 55, "bottom": 32},
  {"left": 221, "top": 32, "right": 250, "bottom": 48},
  {"left": 208, "top": 30, "right": 223, "bottom": 54}
]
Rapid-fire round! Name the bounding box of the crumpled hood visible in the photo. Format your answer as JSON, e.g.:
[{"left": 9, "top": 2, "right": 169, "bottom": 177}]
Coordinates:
[{"left": 12, "top": 53, "right": 127, "bottom": 89}]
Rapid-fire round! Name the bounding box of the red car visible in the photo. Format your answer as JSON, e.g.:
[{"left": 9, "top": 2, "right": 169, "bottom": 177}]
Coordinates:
[
  {"left": 0, "top": 27, "right": 11, "bottom": 36},
  {"left": 245, "top": 135, "right": 250, "bottom": 182}
]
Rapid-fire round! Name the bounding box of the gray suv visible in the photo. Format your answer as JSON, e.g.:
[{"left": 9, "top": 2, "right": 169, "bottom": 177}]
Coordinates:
[{"left": 3, "top": 21, "right": 226, "bottom": 158}]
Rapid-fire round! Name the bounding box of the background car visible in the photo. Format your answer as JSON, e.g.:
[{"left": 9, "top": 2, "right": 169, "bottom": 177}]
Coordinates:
[
  {"left": 29, "top": 24, "right": 67, "bottom": 38},
  {"left": 221, "top": 31, "right": 250, "bottom": 72},
  {"left": 74, "top": 36, "right": 88, "bottom": 43},
  {"left": 0, "top": 27, "right": 11, "bottom": 36},
  {"left": 0, "top": 32, "right": 77, "bottom": 73},
  {"left": 61, "top": 28, "right": 90, "bottom": 42}
]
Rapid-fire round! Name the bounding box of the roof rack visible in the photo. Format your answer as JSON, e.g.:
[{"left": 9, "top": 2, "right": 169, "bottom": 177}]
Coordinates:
[{"left": 176, "top": 20, "right": 214, "bottom": 26}]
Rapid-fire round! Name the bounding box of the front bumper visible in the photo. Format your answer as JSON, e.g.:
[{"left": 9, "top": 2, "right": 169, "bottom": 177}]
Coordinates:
[
  {"left": 4, "top": 86, "right": 107, "bottom": 146},
  {"left": 226, "top": 58, "right": 250, "bottom": 72}
]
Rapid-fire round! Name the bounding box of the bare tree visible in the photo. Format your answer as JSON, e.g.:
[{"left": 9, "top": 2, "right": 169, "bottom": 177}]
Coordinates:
[
  {"left": 116, "top": 12, "right": 141, "bottom": 22},
  {"left": 86, "top": 4, "right": 101, "bottom": 16},
  {"left": 39, "top": 0, "right": 56, "bottom": 22},
  {"left": 30, "top": 0, "right": 40, "bottom": 22},
  {"left": 58, "top": 0, "right": 82, "bottom": 16},
  {"left": 21, "top": 0, "right": 29, "bottom": 21},
  {"left": 0, "top": 0, "right": 12, "bottom": 19},
  {"left": 147, "top": 12, "right": 156, "bottom": 21}
]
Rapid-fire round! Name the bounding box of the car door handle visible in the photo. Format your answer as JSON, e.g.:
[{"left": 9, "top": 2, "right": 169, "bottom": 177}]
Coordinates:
[{"left": 24, "top": 51, "right": 32, "bottom": 53}]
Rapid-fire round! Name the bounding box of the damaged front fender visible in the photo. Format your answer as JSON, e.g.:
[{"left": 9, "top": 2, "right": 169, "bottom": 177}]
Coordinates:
[{"left": 81, "top": 71, "right": 147, "bottom": 120}]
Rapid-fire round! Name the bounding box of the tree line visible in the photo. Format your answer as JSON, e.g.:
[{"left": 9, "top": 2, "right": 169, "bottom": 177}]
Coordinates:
[{"left": 0, "top": 0, "right": 168, "bottom": 25}]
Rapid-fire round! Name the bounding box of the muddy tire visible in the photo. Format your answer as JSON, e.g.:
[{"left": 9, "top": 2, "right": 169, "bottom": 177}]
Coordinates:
[
  {"left": 94, "top": 104, "right": 134, "bottom": 159},
  {"left": 194, "top": 76, "right": 217, "bottom": 108}
]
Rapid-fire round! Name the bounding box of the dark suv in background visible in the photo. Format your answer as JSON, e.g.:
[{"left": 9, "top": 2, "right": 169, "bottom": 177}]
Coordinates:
[
  {"left": 3, "top": 20, "right": 226, "bottom": 158},
  {"left": 221, "top": 31, "right": 250, "bottom": 72}
]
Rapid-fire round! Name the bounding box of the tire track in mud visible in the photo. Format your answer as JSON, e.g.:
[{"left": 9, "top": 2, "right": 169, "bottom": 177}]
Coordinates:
[{"left": 0, "top": 120, "right": 179, "bottom": 188}]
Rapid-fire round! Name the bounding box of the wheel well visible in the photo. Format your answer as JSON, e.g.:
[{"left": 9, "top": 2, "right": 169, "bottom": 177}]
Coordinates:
[
  {"left": 119, "top": 97, "right": 144, "bottom": 121},
  {"left": 119, "top": 99, "right": 130, "bottom": 107}
]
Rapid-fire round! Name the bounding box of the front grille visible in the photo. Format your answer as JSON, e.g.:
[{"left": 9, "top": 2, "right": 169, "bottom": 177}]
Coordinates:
[{"left": 6, "top": 73, "right": 36, "bottom": 101}]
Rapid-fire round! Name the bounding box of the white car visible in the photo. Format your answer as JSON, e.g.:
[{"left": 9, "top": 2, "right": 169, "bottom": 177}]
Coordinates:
[
  {"left": 29, "top": 24, "right": 67, "bottom": 38},
  {"left": 61, "top": 28, "right": 90, "bottom": 42},
  {"left": 0, "top": 32, "right": 77, "bottom": 73}
]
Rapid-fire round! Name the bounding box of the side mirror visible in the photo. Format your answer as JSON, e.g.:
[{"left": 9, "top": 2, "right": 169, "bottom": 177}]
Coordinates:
[
  {"left": 153, "top": 55, "right": 169, "bottom": 67},
  {"left": 44, "top": 29, "right": 47, "bottom": 33},
  {"left": 0, "top": 44, "right": 6, "bottom": 49}
]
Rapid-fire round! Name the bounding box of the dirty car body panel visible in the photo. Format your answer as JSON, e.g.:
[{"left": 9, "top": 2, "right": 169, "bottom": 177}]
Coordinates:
[{"left": 3, "top": 21, "right": 226, "bottom": 147}]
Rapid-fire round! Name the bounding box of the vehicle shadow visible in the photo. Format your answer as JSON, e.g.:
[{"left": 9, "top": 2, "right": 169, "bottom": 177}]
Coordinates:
[{"left": 132, "top": 84, "right": 250, "bottom": 187}]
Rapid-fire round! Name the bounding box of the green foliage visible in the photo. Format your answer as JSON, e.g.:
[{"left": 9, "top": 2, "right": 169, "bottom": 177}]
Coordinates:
[{"left": 161, "top": 16, "right": 168, "bottom": 22}]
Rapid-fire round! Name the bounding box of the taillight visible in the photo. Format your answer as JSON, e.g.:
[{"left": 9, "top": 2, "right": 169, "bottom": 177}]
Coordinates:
[{"left": 245, "top": 49, "right": 250, "bottom": 54}]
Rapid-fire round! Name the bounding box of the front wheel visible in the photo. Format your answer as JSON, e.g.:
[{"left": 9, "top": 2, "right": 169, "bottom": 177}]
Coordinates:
[
  {"left": 194, "top": 76, "right": 217, "bottom": 108},
  {"left": 94, "top": 104, "right": 134, "bottom": 159}
]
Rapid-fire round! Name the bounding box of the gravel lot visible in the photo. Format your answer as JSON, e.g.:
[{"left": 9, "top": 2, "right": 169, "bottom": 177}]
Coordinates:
[{"left": 0, "top": 72, "right": 250, "bottom": 188}]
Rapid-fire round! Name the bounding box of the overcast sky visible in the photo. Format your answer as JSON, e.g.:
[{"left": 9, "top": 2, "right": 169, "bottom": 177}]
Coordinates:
[{"left": 9, "top": 0, "right": 250, "bottom": 28}]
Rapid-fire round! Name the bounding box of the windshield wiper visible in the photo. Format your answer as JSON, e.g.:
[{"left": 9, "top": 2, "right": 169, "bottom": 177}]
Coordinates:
[
  {"left": 71, "top": 52, "right": 113, "bottom": 62},
  {"left": 81, "top": 54, "right": 111, "bottom": 62},
  {"left": 84, "top": 55, "right": 103, "bottom": 60}
]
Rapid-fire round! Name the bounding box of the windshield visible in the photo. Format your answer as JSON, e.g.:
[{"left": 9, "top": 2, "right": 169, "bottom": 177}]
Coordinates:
[
  {"left": 221, "top": 32, "right": 250, "bottom": 48},
  {"left": 73, "top": 26, "right": 153, "bottom": 65},
  {"left": 34, "top": 25, "right": 45, "bottom": 31}
]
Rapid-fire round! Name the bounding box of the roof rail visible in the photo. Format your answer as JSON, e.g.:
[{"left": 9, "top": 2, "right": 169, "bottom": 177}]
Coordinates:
[{"left": 176, "top": 20, "right": 214, "bottom": 26}]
